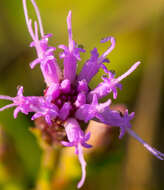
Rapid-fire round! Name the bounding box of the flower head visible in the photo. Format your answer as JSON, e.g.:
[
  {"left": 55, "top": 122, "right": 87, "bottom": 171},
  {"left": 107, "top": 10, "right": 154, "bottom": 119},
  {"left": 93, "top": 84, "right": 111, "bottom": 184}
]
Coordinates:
[{"left": 0, "top": 0, "right": 163, "bottom": 188}]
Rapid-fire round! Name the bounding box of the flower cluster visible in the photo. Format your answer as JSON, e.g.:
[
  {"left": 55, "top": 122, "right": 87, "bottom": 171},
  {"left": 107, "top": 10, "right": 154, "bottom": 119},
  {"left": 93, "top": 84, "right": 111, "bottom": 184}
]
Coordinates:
[{"left": 0, "top": 0, "right": 163, "bottom": 188}]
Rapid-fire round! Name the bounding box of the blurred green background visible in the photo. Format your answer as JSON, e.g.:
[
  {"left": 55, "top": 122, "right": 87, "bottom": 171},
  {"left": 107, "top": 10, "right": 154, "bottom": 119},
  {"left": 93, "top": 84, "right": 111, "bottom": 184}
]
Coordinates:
[{"left": 0, "top": 0, "right": 164, "bottom": 189}]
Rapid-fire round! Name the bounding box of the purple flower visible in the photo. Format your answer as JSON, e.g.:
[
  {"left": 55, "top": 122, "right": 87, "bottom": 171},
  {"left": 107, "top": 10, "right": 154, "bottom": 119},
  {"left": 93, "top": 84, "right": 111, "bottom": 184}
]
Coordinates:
[{"left": 0, "top": 0, "right": 163, "bottom": 188}]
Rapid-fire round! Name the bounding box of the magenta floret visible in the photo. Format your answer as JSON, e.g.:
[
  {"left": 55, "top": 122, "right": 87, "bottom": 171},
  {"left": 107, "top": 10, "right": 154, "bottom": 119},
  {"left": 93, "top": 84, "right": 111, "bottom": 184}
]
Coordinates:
[{"left": 0, "top": 0, "right": 163, "bottom": 189}]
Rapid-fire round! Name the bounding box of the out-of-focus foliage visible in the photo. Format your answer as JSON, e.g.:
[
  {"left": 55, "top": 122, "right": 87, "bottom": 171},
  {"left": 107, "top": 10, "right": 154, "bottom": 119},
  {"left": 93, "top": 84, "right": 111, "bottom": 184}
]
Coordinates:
[{"left": 0, "top": 0, "right": 164, "bottom": 189}]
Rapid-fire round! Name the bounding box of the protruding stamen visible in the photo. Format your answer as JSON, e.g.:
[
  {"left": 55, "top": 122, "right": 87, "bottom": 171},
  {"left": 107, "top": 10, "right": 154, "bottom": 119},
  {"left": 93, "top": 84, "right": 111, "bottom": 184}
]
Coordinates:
[
  {"left": 0, "top": 95, "right": 14, "bottom": 101},
  {"left": 34, "top": 21, "right": 39, "bottom": 40},
  {"left": 22, "top": 0, "right": 44, "bottom": 40},
  {"left": 89, "top": 61, "right": 140, "bottom": 101},
  {"left": 77, "top": 144, "right": 86, "bottom": 189},
  {"left": 31, "top": 0, "right": 44, "bottom": 37},
  {"left": 23, "top": 0, "right": 35, "bottom": 40},
  {"left": 67, "top": 11, "right": 73, "bottom": 52},
  {"left": 0, "top": 104, "right": 16, "bottom": 112},
  {"left": 114, "top": 61, "right": 141, "bottom": 84},
  {"left": 99, "top": 37, "right": 116, "bottom": 62},
  {"left": 127, "top": 128, "right": 164, "bottom": 160}
]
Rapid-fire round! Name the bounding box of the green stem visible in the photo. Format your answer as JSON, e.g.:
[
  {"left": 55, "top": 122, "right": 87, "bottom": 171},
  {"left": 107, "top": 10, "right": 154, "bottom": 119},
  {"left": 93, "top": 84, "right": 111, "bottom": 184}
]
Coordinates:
[{"left": 36, "top": 146, "right": 60, "bottom": 190}]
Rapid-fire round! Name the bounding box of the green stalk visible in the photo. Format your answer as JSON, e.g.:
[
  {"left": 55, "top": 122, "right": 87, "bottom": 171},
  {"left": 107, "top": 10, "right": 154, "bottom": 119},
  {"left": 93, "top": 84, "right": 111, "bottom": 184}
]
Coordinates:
[{"left": 36, "top": 146, "right": 60, "bottom": 190}]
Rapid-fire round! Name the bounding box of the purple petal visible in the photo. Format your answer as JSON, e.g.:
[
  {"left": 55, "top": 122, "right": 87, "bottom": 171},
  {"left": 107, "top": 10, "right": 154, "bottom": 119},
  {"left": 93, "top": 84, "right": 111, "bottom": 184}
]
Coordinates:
[
  {"left": 75, "top": 92, "right": 86, "bottom": 108},
  {"left": 75, "top": 95, "right": 99, "bottom": 122},
  {"left": 30, "top": 58, "right": 41, "bottom": 69},
  {"left": 64, "top": 118, "right": 82, "bottom": 143},
  {"left": 45, "top": 47, "right": 56, "bottom": 55},
  {"left": 78, "top": 48, "right": 100, "bottom": 83},
  {"left": 77, "top": 80, "right": 89, "bottom": 93},
  {"left": 119, "top": 127, "right": 126, "bottom": 139},
  {"left": 112, "top": 88, "right": 118, "bottom": 99},
  {"left": 62, "top": 53, "right": 77, "bottom": 83},
  {"left": 40, "top": 59, "right": 61, "bottom": 86},
  {"left": 59, "top": 102, "right": 72, "bottom": 120},
  {"left": 96, "top": 107, "right": 128, "bottom": 130},
  {"left": 84, "top": 132, "right": 91, "bottom": 141},
  {"left": 96, "top": 99, "right": 111, "bottom": 112},
  {"left": 13, "top": 107, "right": 21, "bottom": 118},
  {"left": 75, "top": 104, "right": 96, "bottom": 122},
  {"left": 64, "top": 118, "right": 91, "bottom": 151},
  {"left": 88, "top": 82, "right": 111, "bottom": 101},
  {"left": 45, "top": 83, "right": 60, "bottom": 101},
  {"left": 58, "top": 44, "right": 68, "bottom": 51},
  {"left": 44, "top": 33, "right": 53, "bottom": 38},
  {"left": 31, "top": 112, "right": 42, "bottom": 120},
  {"left": 81, "top": 142, "right": 92, "bottom": 148},
  {"left": 45, "top": 115, "right": 52, "bottom": 126},
  {"left": 60, "top": 79, "right": 71, "bottom": 93},
  {"left": 61, "top": 141, "right": 74, "bottom": 147}
]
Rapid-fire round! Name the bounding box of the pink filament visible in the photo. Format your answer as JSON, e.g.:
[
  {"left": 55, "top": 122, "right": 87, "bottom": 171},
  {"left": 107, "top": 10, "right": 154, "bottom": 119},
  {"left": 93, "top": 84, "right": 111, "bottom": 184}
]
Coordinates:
[
  {"left": 99, "top": 37, "right": 116, "bottom": 62},
  {"left": 127, "top": 128, "right": 164, "bottom": 160},
  {"left": 115, "top": 61, "right": 141, "bottom": 83},
  {"left": 77, "top": 144, "right": 87, "bottom": 189},
  {"left": 22, "top": 0, "right": 44, "bottom": 41},
  {"left": 30, "top": 0, "right": 44, "bottom": 37},
  {"left": 0, "top": 104, "right": 16, "bottom": 112},
  {"left": 67, "top": 11, "right": 73, "bottom": 52},
  {"left": 0, "top": 95, "right": 14, "bottom": 101}
]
